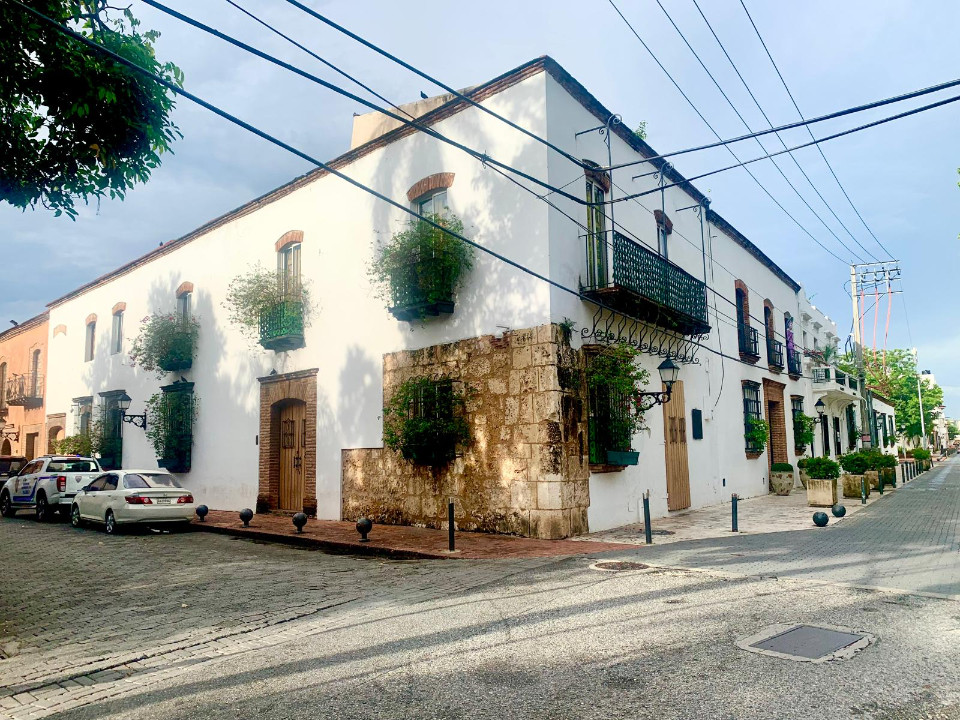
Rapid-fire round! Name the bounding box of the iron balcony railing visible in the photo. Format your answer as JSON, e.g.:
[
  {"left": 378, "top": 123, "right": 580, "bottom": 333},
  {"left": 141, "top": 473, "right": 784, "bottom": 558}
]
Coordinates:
[
  {"left": 813, "top": 367, "right": 831, "bottom": 383},
  {"left": 835, "top": 370, "right": 847, "bottom": 386},
  {"left": 848, "top": 376, "right": 859, "bottom": 392},
  {"left": 767, "top": 337, "right": 784, "bottom": 369},
  {"left": 387, "top": 247, "right": 456, "bottom": 322},
  {"left": 5, "top": 373, "right": 43, "bottom": 406},
  {"left": 738, "top": 324, "right": 760, "bottom": 357},
  {"left": 582, "top": 231, "right": 710, "bottom": 336},
  {"left": 787, "top": 348, "right": 802, "bottom": 376},
  {"left": 259, "top": 298, "right": 305, "bottom": 352}
]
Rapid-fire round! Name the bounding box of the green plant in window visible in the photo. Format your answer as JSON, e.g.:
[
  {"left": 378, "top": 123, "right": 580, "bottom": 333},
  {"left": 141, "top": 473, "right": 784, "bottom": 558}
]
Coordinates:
[
  {"left": 744, "top": 416, "right": 769, "bottom": 453},
  {"left": 369, "top": 213, "right": 473, "bottom": 319},
  {"left": 585, "top": 343, "right": 652, "bottom": 452},
  {"left": 144, "top": 389, "right": 196, "bottom": 472},
  {"left": 793, "top": 413, "right": 815, "bottom": 452},
  {"left": 382, "top": 377, "right": 471, "bottom": 466},
  {"left": 129, "top": 312, "right": 199, "bottom": 377},
  {"left": 224, "top": 263, "right": 312, "bottom": 343}
]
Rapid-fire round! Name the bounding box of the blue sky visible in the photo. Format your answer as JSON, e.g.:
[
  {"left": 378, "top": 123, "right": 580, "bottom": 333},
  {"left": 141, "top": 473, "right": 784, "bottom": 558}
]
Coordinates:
[{"left": 3, "top": 0, "right": 958, "bottom": 409}]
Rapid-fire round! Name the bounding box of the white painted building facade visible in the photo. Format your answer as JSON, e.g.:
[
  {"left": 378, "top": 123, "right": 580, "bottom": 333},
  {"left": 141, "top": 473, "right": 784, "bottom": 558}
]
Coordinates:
[{"left": 42, "top": 57, "right": 880, "bottom": 536}]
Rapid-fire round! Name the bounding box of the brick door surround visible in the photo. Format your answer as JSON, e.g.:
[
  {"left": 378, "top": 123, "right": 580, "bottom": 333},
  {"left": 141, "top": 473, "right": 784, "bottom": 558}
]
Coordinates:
[
  {"left": 257, "top": 369, "right": 318, "bottom": 515},
  {"left": 763, "top": 378, "right": 788, "bottom": 469}
]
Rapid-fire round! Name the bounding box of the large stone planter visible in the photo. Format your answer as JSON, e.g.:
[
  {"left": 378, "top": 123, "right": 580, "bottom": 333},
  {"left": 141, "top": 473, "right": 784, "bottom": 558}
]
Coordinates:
[
  {"left": 807, "top": 477, "right": 837, "bottom": 507},
  {"left": 770, "top": 471, "right": 794, "bottom": 496},
  {"left": 842, "top": 473, "right": 868, "bottom": 499},
  {"left": 864, "top": 470, "right": 880, "bottom": 490}
]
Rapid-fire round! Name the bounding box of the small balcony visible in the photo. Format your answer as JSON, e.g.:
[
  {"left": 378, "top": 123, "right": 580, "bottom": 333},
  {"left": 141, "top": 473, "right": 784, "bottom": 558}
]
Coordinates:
[
  {"left": 387, "top": 249, "right": 457, "bottom": 322},
  {"left": 6, "top": 373, "right": 43, "bottom": 407},
  {"left": 738, "top": 325, "right": 760, "bottom": 360},
  {"left": 259, "top": 298, "right": 305, "bottom": 352},
  {"left": 581, "top": 231, "right": 710, "bottom": 336},
  {"left": 766, "top": 337, "right": 784, "bottom": 371},
  {"left": 812, "top": 366, "right": 860, "bottom": 403},
  {"left": 787, "top": 348, "right": 802, "bottom": 377}
]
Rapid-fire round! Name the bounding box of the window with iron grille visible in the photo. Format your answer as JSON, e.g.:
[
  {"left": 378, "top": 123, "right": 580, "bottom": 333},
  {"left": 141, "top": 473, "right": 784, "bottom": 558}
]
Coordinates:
[
  {"left": 846, "top": 404, "right": 858, "bottom": 451},
  {"left": 791, "top": 396, "right": 804, "bottom": 447},
  {"left": 743, "top": 382, "right": 762, "bottom": 452},
  {"left": 153, "top": 382, "right": 195, "bottom": 473},
  {"left": 586, "top": 351, "right": 634, "bottom": 464},
  {"left": 97, "top": 392, "right": 124, "bottom": 470}
]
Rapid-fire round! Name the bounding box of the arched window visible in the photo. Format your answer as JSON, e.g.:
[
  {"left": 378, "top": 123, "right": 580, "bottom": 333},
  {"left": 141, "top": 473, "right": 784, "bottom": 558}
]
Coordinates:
[
  {"left": 278, "top": 241, "right": 301, "bottom": 299},
  {"left": 111, "top": 308, "right": 124, "bottom": 354},
  {"left": 30, "top": 349, "right": 41, "bottom": 397},
  {"left": 734, "top": 282, "right": 757, "bottom": 359},
  {"left": 84, "top": 315, "right": 96, "bottom": 362}
]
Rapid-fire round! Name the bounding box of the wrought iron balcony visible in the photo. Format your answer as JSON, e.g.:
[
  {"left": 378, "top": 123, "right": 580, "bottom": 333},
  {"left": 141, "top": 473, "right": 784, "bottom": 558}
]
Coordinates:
[
  {"left": 813, "top": 367, "right": 831, "bottom": 383},
  {"left": 582, "top": 231, "right": 710, "bottom": 336},
  {"left": 848, "top": 376, "right": 859, "bottom": 392},
  {"left": 738, "top": 324, "right": 760, "bottom": 359},
  {"left": 766, "top": 337, "right": 784, "bottom": 370},
  {"left": 835, "top": 370, "right": 847, "bottom": 386},
  {"left": 5, "top": 373, "right": 43, "bottom": 407},
  {"left": 259, "top": 298, "right": 305, "bottom": 352},
  {"left": 388, "top": 248, "right": 456, "bottom": 322},
  {"left": 787, "top": 348, "right": 802, "bottom": 377}
]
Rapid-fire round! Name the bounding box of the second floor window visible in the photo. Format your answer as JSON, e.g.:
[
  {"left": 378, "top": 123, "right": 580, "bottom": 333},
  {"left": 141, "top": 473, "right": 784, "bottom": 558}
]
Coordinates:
[
  {"left": 177, "top": 292, "right": 191, "bottom": 322},
  {"left": 0, "top": 362, "right": 6, "bottom": 409},
  {"left": 111, "top": 311, "right": 123, "bottom": 354},
  {"left": 416, "top": 189, "right": 448, "bottom": 218},
  {"left": 278, "top": 242, "right": 301, "bottom": 298},
  {"left": 84, "top": 321, "right": 96, "bottom": 362}
]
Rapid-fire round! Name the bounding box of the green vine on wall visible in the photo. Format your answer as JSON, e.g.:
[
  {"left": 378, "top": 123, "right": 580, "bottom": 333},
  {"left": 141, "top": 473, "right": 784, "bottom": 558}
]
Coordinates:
[
  {"left": 145, "top": 388, "right": 196, "bottom": 472},
  {"left": 382, "top": 377, "right": 470, "bottom": 466}
]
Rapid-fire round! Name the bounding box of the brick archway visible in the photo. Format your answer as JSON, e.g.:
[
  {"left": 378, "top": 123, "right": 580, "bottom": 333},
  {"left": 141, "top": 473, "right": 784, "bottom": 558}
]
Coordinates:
[{"left": 257, "top": 369, "right": 318, "bottom": 515}]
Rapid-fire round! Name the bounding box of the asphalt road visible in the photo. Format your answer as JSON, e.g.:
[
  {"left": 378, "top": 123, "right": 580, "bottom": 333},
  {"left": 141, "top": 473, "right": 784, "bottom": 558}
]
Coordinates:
[{"left": 1, "top": 461, "right": 958, "bottom": 719}]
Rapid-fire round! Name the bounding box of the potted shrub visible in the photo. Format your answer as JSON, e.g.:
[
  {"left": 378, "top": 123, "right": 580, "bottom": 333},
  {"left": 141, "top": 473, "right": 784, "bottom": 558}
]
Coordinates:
[
  {"left": 383, "top": 376, "right": 471, "bottom": 466},
  {"left": 585, "top": 343, "right": 650, "bottom": 466},
  {"left": 797, "top": 457, "right": 810, "bottom": 489},
  {"left": 745, "top": 416, "right": 769, "bottom": 455},
  {"left": 129, "top": 312, "right": 199, "bottom": 376},
  {"left": 913, "top": 448, "right": 931, "bottom": 471},
  {"left": 224, "top": 264, "right": 312, "bottom": 351},
  {"left": 875, "top": 452, "right": 898, "bottom": 488},
  {"left": 805, "top": 457, "right": 840, "bottom": 507},
  {"left": 369, "top": 214, "right": 474, "bottom": 322},
  {"left": 861, "top": 449, "right": 884, "bottom": 490},
  {"left": 839, "top": 452, "right": 870, "bottom": 499},
  {"left": 145, "top": 386, "right": 197, "bottom": 473},
  {"left": 769, "top": 462, "right": 795, "bottom": 496}
]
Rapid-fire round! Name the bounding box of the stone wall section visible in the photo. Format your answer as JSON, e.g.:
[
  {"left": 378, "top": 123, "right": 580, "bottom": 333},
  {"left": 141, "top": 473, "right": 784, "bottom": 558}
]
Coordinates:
[{"left": 341, "top": 323, "right": 590, "bottom": 539}]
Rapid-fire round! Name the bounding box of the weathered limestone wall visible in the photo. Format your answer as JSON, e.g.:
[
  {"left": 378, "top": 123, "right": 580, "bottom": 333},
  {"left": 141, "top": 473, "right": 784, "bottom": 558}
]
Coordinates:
[{"left": 341, "top": 323, "right": 590, "bottom": 539}]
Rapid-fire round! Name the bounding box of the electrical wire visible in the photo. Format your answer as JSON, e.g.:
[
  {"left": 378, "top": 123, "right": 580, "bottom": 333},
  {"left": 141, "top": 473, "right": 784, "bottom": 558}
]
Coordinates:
[
  {"left": 653, "top": 0, "right": 866, "bottom": 263},
  {"left": 737, "top": 0, "right": 896, "bottom": 261},
  {"left": 689, "top": 0, "right": 881, "bottom": 263}
]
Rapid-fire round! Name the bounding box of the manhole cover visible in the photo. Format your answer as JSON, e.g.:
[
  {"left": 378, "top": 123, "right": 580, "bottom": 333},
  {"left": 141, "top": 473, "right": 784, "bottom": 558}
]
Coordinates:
[
  {"left": 592, "top": 561, "right": 650, "bottom": 572},
  {"left": 737, "top": 624, "right": 873, "bottom": 663}
]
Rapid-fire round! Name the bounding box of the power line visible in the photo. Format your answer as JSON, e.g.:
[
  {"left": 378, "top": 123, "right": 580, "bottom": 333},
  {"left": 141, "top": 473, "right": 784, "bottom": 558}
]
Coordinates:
[
  {"left": 737, "top": 0, "right": 895, "bottom": 261},
  {"left": 652, "top": 0, "right": 866, "bottom": 263},
  {"left": 12, "top": 0, "right": 784, "bottom": 373},
  {"left": 689, "top": 0, "right": 882, "bottom": 263},
  {"left": 606, "top": 0, "right": 851, "bottom": 265}
]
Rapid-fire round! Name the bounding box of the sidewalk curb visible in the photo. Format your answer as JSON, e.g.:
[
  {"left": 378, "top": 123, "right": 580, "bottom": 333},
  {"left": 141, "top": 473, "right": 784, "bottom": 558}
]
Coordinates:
[{"left": 189, "top": 522, "right": 455, "bottom": 561}]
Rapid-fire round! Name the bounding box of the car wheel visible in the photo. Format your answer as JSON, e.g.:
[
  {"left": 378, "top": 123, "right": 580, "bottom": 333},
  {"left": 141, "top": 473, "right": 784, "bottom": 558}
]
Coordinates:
[
  {"left": 105, "top": 510, "right": 119, "bottom": 535},
  {"left": 35, "top": 493, "right": 51, "bottom": 523},
  {"left": 70, "top": 504, "right": 83, "bottom": 529},
  {"left": 0, "top": 492, "right": 14, "bottom": 518}
]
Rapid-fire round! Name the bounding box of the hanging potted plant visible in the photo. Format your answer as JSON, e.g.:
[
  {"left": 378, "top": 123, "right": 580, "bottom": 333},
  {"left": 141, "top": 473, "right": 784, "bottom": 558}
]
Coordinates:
[
  {"left": 145, "top": 386, "right": 197, "bottom": 473},
  {"left": 585, "top": 343, "right": 650, "bottom": 466},
  {"left": 382, "top": 377, "right": 471, "bottom": 466},
  {"left": 129, "top": 312, "right": 199, "bottom": 376},
  {"left": 224, "top": 263, "right": 312, "bottom": 351},
  {"left": 369, "top": 213, "right": 474, "bottom": 322}
]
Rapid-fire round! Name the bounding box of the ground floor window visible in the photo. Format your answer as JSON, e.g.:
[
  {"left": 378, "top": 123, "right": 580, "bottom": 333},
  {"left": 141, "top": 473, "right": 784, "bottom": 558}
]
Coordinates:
[
  {"left": 846, "top": 405, "right": 858, "bottom": 451},
  {"left": 742, "top": 382, "right": 762, "bottom": 453},
  {"left": 98, "top": 391, "right": 124, "bottom": 470}
]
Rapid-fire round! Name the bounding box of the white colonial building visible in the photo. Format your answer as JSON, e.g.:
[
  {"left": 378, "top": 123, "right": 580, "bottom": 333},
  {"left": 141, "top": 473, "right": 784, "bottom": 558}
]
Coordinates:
[{"left": 42, "top": 57, "right": 889, "bottom": 538}]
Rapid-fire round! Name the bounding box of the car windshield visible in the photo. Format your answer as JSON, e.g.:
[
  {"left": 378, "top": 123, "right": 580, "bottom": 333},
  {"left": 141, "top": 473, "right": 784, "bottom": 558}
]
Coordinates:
[
  {"left": 139, "top": 473, "right": 182, "bottom": 488},
  {"left": 47, "top": 460, "right": 99, "bottom": 473}
]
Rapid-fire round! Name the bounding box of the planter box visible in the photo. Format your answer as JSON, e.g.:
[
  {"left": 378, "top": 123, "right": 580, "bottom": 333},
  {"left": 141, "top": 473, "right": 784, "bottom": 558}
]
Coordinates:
[
  {"left": 158, "top": 356, "right": 192, "bottom": 372},
  {"left": 864, "top": 470, "right": 880, "bottom": 490},
  {"left": 769, "top": 471, "right": 794, "bottom": 496},
  {"left": 807, "top": 477, "right": 837, "bottom": 507},
  {"left": 605, "top": 450, "right": 639, "bottom": 466},
  {"left": 842, "top": 473, "right": 868, "bottom": 499},
  {"left": 158, "top": 456, "right": 191, "bottom": 473}
]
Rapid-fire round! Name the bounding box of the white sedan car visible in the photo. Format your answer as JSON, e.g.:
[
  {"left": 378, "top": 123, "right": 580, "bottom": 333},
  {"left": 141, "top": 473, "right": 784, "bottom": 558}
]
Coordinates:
[{"left": 71, "top": 470, "right": 196, "bottom": 534}]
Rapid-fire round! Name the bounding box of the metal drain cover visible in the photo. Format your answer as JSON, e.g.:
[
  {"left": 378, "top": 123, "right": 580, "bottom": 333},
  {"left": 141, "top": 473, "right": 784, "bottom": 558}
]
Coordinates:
[
  {"left": 592, "top": 561, "right": 650, "bottom": 571},
  {"left": 737, "top": 624, "right": 873, "bottom": 663}
]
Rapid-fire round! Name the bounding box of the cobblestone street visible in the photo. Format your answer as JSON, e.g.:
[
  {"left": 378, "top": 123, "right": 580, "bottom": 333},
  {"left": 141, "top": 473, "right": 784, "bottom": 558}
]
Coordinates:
[{"left": 0, "top": 461, "right": 958, "bottom": 719}]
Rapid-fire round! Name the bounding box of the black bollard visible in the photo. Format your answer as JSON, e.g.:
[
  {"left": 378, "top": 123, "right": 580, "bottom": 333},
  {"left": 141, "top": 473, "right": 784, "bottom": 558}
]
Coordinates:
[
  {"left": 861, "top": 477, "right": 867, "bottom": 505},
  {"left": 448, "top": 500, "right": 455, "bottom": 552},
  {"left": 642, "top": 491, "right": 652, "bottom": 545}
]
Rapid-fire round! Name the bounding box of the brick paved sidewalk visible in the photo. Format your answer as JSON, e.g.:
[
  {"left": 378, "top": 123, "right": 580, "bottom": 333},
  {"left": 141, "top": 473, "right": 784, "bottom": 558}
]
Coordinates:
[{"left": 192, "top": 510, "right": 635, "bottom": 558}]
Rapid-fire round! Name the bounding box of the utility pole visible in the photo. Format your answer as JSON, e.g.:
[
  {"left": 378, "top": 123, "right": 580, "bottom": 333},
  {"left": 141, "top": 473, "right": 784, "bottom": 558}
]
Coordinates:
[
  {"left": 850, "top": 261, "right": 902, "bottom": 449},
  {"left": 915, "top": 349, "right": 927, "bottom": 449}
]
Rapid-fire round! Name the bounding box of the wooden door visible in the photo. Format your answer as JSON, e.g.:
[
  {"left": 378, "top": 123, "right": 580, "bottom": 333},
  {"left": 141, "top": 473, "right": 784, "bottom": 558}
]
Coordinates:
[
  {"left": 662, "top": 380, "right": 691, "bottom": 511},
  {"left": 278, "top": 402, "right": 306, "bottom": 511}
]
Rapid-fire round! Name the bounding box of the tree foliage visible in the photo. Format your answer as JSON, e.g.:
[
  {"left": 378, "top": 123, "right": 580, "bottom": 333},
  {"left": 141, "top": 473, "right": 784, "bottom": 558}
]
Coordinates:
[{"left": 0, "top": 1, "right": 183, "bottom": 218}]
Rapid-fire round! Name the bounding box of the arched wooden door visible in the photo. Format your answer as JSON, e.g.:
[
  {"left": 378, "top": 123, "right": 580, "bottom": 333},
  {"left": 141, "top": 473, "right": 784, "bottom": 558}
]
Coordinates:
[{"left": 277, "top": 401, "right": 306, "bottom": 511}]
